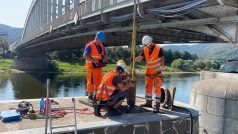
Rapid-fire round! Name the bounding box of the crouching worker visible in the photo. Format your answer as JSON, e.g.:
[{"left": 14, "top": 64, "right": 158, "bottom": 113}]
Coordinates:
[{"left": 94, "top": 60, "right": 134, "bottom": 116}]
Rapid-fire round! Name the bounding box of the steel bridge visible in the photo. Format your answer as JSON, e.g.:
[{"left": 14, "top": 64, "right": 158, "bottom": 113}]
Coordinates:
[{"left": 11, "top": 0, "right": 238, "bottom": 69}]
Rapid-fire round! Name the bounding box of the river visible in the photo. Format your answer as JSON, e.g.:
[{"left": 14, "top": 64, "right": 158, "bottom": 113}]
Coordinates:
[{"left": 0, "top": 73, "right": 199, "bottom": 103}]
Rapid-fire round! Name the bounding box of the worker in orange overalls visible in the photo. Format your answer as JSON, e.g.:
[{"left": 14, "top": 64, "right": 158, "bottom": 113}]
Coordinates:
[
  {"left": 83, "top": 31, "right": 108, "bottom": 102},
  {"left": 94, "top": 60, "right": 134, "bottom": 116},
  {"left": 135, "top": 35, "right": 164, "bottom": 113}
]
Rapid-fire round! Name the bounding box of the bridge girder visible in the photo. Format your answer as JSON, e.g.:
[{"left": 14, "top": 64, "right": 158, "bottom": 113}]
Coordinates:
[{"left": 15, "top": 0, "right": 238, "bottom": 55}]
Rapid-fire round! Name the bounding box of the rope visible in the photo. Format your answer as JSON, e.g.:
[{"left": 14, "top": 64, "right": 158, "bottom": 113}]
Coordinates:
[
  {"left": 130, "top": 0, "right": 137, "bottom": 81},
  {"left": 10, "top": 107, "right": 97, "bottom": 120}
]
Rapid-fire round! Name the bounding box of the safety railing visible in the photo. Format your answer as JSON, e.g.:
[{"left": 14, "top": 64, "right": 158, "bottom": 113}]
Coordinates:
[{"left": 20, "top": 0, "right": 134, "bottom": 47}]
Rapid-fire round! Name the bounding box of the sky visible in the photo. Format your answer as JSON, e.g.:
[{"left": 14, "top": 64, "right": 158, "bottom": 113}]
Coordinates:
[{"left": 0, "top": 0, "right": 32, "bottom": 28}]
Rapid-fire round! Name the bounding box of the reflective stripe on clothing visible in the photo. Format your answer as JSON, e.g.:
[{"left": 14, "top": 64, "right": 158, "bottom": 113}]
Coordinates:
[
  {"left": 145, "top": 94, "right": 152, "bottom": 97},
  {"left": 143, "top": 44, "right": 162, "bottom": 74},
  {"left": 147, "top": 58, "right": 160, "bottom": 64},
  {"left": 155, "top": 94, "right": 161, "bottom": 98},
  {"left": 155, "top": 99, "right": 161, "bottom": 103},
  {"left": 145, "top": 94, "right": 152, "bottom": 101},
  {"left": 98, "top": 85, "right": 116, "bottom": 91},
  {"left": 155, "top": 95, "right": 161, "bottom": 103},
  {"left": 91, "top": 56, "right": 101, "bottom": 58},
  {"left": 145, "top": 97, "right": 152, "bottom": 101},
  {"left": 146, "top": 63, "right": 161, "bottom": 69},
  {"left": 85, "top": 41, "right": 104, "bottom": 68},
  {"left": 107, "top": 86, "right": 116, "bottom": 91},
  {"left": 96, "top": 71, "right": 118, "bottom": 101}
]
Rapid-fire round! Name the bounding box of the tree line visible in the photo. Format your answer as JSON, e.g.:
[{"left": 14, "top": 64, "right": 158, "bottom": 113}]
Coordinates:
[
  {"left": 0, "top": 36, "right": 9, "bottom": 57},
  {"left": 171, "top": 59, "right": 220, "bottom": 71},
  {"left": 49, "top": 46, "right": 221, "bottom": 71},
  {"left": 48, "top": 47, "right": 199, "bottom": 65}
]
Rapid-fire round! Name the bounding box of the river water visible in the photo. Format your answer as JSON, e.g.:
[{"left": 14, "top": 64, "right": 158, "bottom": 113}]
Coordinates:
[{"left": 0, "top": 73, "right": 199, "bottom": 103}]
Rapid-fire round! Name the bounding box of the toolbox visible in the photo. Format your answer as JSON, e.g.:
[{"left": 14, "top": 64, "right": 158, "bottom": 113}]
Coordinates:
[{"left": 0, "top": 110, "right": 21, "bottom": 123}]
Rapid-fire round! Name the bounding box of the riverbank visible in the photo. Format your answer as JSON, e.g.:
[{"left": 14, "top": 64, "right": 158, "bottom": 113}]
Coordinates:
[
  {"left": 0, "top": 59, "right": 201, "bottom": 74},
  {"left": 55, "top": 60, "right": 179, "bottom": 72},
  {"left": 0, "top": 59, "right": 13, "bottom": 71}
]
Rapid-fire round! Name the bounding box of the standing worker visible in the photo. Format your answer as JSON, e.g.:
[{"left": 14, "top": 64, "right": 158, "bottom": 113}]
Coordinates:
[
  {"left": 135, "top": 35, "right": 164, "bottom": 113},
  {"left": 83, "top": 31, "right": 108, "bottom": 102}
]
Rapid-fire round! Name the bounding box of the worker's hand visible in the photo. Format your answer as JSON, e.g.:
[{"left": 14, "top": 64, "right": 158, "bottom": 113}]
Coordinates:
[
  {"left": 125, "top": 78, "right": 131, "bottom": 85},
  {"left": 102, "top": 58, "right": 107, "bottom": 63},
  {"left": 93, "top": 60, "right": 100, "bottom": 64},
  {"left": 156, "top": 66, "right": 163, "bottom": 74},
  {"left": 126, "top": 72, "right": 132, "bottom": 78},
  {"left": 135, "top": 56, "right": 142, "bottom": 62},
  {"left": 129, "top": 82, "right": 135, "bottom": 88}
]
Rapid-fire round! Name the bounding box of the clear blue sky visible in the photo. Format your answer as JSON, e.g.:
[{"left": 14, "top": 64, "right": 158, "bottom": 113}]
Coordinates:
[{"left": 0, "top": 0, "right": 32, "bottom": 28}]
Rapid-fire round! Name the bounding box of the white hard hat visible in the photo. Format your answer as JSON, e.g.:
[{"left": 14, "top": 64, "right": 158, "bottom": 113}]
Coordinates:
[{"left": 142, "top": 35, "right": 153, "bottom": 46}]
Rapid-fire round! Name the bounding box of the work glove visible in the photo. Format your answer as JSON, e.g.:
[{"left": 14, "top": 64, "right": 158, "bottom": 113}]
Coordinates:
[{"left": 156, "top": 66, "right": 163, "bottom": 74}]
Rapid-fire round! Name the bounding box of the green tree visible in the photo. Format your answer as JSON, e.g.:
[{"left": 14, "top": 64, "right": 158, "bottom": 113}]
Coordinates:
[
  {"left": 195, "top": 60, "right": 206, "bottom": 70},
  {"left": 173, "top": 51, "right": 181, "bottom": 60},
  {"left": 0, "top": 37, "right": 9, "bottom": 56},
  {"left": 164, "top": 49, "right": 174, "bottom": 64},
  {"left": 182, "top": 60, "right": 193, "bottom": 71},
  {"left": 191, "top": 54, "right": 198, "bottom": 60},
  {"left": 171, "top": 59, "right": 185, "bottom": 70},
  {"left": 181, "top": 51, "right": 193, "bottom": 60},
  {"left": 211, "top": 61, "right": 221, "bottom": 70},
  {"left": 205, "top": 60, "right": 212, "bottom": 70}
]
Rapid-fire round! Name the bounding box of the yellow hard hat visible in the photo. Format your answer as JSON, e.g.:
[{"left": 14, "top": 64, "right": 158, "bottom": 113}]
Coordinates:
[
  {"left": 117, "top": 60, "right": 127, "bottom": 71},
  {"left": 117, "top": 60, "right": 126, "bottom": 65}
]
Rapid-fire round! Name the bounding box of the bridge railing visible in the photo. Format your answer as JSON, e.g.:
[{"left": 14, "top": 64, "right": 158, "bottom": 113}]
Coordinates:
[{"left": 20, "top": 0, "right": 134, "bottom": 48}]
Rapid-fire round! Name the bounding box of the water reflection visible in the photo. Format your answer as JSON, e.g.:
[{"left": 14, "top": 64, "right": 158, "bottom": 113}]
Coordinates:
[
  {"left": 0, "top": 73, "right": 200, "bottom": 103},
  {"left": 11, "top": 73, "right": 48, "bottom": 99}
]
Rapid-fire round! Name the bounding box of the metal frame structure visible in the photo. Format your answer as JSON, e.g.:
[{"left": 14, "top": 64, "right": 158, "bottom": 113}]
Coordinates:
[
  {"left": 15, "top": 0, "right": 238, "bottom": 54},
  {"left": 45, "top": 79, "right": 78, "bottom": 134}
]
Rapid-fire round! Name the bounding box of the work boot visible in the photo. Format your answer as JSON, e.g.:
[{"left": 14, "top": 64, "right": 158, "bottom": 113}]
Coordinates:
[
  {"left": 162, "top": 103, "right": 169, "bottom": 109},
  {"left": 140, "top": 100, "right": 152, "bottom": 108},
  {"left": 127, "top": 100, "right": 136, "bottom": 113},
  {"left": 153, "top": 103, "right": 160, "bottom": 113},
  {"left": 93, "top": 104, "right": 101, "bottom": 117},
  {"left": 88, "top": 94, "right": 94, "bottom": 103},
  {"left": 108, "top": 108, "right": 123, "bottom": 116}
]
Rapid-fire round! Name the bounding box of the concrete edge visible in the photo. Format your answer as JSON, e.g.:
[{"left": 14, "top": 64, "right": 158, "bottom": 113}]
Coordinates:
[{"left": 0, "top": 111, "right": 196, "bottom": 134}]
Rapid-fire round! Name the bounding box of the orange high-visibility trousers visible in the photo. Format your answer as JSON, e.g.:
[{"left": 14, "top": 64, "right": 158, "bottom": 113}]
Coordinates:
[
  {"left": 145, "top": 75, "right": 162, "bottom": 102},
  {"left": 86, "top": 67, "right": 103, "bottom": 94}
]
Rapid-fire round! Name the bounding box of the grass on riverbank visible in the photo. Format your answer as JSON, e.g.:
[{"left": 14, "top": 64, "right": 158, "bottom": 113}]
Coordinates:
[
  {"left": 0, "top": 59, "right": 14, "bottom": 71},
  {"left": 55, "top": 60, "right": 179, "bottom": 73},
  {"left": 0, "top": 59, "right": 181, "bottom": 73},
  {"left": 54, "top": 61, "right": 116, "bottom": 72}
]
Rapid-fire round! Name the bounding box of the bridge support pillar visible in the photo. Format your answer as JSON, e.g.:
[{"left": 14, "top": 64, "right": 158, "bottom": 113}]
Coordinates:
[
  {"left": 58, "top": 0, "right": 63, "bottom": 16},
  {"left": 14, "top": 54, "right": 51, "bottom": 71},
  {"left": 65, "top": 0, "right": 70, "bottom": 13},
  {"left": 52, "top": 0, "right": 57, "bottom": 20}
]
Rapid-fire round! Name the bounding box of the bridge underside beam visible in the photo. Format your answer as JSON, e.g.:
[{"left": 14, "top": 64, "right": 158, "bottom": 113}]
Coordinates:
[
  {"left": 18, "top": 13, "right": 238, "bottom": 54},
  {"left": 18, "top": 0, "right": 238, "bottom": 55},
  {"left": 16, "top": 28, "right": 218, "bottom": 54}
]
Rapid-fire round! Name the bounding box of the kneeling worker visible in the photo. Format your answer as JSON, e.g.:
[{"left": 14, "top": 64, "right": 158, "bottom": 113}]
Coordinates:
[{"left": 94, "top": 60, "right": 134, "bottom": 116}]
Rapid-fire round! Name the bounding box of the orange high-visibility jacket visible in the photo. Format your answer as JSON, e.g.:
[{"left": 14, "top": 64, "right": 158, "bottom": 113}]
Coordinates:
[
  {"left": 143, "top": 44, "right": 161, "bottom": 75},
  {"left": 85, "top": 41, "right": 104, "bottom": 68},
  {"left": 96, "top": 71, "right": 117, "bottom": 101}
]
